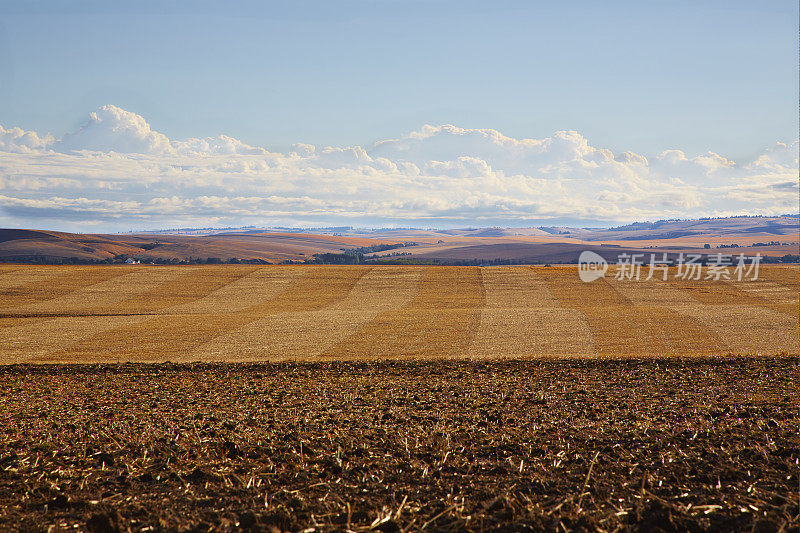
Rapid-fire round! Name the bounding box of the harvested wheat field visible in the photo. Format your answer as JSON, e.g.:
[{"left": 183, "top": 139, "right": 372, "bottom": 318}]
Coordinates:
[
  {"left": 0, "top": 264, "right": 797, "bottom": 532},
  {"left": 0, "top": 359, "right": 796, "bottom": 531},
  {"left": 0, "top": 264, "right": 797, "bottom": 363}
]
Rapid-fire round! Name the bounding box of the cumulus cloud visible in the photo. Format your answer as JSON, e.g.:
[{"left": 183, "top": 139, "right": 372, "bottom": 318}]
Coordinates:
[
  {"left": 55, "top": 105, "right": 172, "bottom": 154},
  {"left": 173, "top": 135, "right": 266, "bottom": 156},
  {"left": 0, "top": 105, "right": 796, "bottom": 230},
  {"left": 0, "top": 125, "right": 54, "bottom": 153},
  {"left": 51, "top": 105, "right": 266, "bottom": 156}
]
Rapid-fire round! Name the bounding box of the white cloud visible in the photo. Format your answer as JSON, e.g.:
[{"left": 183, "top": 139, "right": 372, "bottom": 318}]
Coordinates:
[
  {"left": 173, "top": 135, "right": 266, "bottom": 156},
  {"left": 0, "top": 125, "right": 54, "bottom": 153},
  {"left": 0, "top": 105, "right": 796, "bottom": 230},
  {"left": 50, "top": 105, "right": 267, "bottom": 157},
  {"left": 747, "top": 141, "right": 799, "bottom": 173},
  {"left": 55, "top": 105, "right": 173, "bottom": 154}
]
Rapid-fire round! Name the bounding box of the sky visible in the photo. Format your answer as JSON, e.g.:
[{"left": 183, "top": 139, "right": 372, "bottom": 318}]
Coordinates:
[{"left": 0, "top": 0, "right": 797, "bottom": 231}]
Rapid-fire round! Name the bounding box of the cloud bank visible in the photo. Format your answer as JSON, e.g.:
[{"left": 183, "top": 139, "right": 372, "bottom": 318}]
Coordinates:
[{"left": 0, "top": 105, "right": 796, "bottom": 231}]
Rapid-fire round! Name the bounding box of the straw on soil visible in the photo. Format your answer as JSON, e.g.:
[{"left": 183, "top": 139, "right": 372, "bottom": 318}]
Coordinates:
[{"left": 0, "top": 358, "right": 795, "bottom": 532}]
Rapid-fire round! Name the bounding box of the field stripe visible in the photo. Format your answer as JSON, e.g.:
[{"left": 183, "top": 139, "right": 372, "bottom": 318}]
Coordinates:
[
  {"left": 41, "top": 266, "right": 369, "bottom": 362},
  {"left": 537, "top": 267, "right": 724, "bottom": 357},
  {"left": 322, "top": 266, "right": 484, "bottom": 359},
  {"left": 468, "top": 267, "right": 593, "bottom": 358},
  {"left": 100, "top": 266, "right": 258, "bottom": 315},
  {"left": 0, "top": 269, "right": 66, "bottom": 328},
  {"left": 668, "top": 304, "right": 798, "bottom": 355},
  {"left": 7, "top": 268, "right": 188, "bottom": 316},
  {"left": 724, "top": 280, "right": 798, "bottom": 319},
  {"left": 0, "top": 316, "right": 152, "bottom": 364},
  {"left": 609, "top": 276, "right": 797, "bottom": 355},
  {"left": 0, "top": 267, "right": 130, "bottom": 311},
  {"left": 3, "top": 264, "right": 795, "bottom": 362},
  {"left": 670, "top": 278, "right": 773, "bottom": 305},
  {"left": 0, "top": 267, "right": 22, "bottom": 282},
  {"left": 605, "top": 276, "right": 728, "bottom": 357},
  {"left": 0, "top": 267, "right": 58, "bottom": 290},
  {"left": 194, "top": 266, "right": 422, "bottom": 361},
  {"left": 670, "top": 277, "right": 798, "bottom": 319},
  {"left": 478, "top": 267, "right": 559, "bottom": 308},
  {"left": 166, "top": 266, "right": 308, "bottom": 315},
  {"left": 754, "top": 265, "right": 799, "bottom": 288},
  {"left": 728, "top": 279, "right": 799, "bottom": 304}
]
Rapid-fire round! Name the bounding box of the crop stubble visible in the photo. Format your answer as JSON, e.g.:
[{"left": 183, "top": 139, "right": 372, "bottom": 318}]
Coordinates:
[
  {"left": 47, "top": 267, "right": 369, "bottom": 363},
  {"left": 0, "top": 265, "right": 796, "bottom": 363},
  {"left": 467, "top": 268, "right": 593, "bottom": 358},
  {"left": 195, "top": 267, "right": 422, "bottom": 361},
  {"left": 535, "top": 270, "right": 725, "bottom": 357},
  {"left": 0, "top": 359, "right": 795, "bottom": 531},
  {"left": 0, "top": 265, "right": 797, "bottom": 532}
]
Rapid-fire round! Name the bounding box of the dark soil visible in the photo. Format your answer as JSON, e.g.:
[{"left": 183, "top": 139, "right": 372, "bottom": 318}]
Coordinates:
[{"left": 0, "top": 358, "right": 796, "bottom": 532}]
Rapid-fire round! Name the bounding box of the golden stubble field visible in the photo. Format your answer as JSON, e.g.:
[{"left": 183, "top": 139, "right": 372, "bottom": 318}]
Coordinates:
[
  {"left": 0, "top": 264, "right": 797, "bottom": 532},
  {"left": 0, "top": 264, "right": 796, "bottom": 363}
]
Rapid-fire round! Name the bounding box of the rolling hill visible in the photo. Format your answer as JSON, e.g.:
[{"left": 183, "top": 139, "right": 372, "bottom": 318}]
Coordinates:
[
  {"left": 0, "top": 215, "right": 796, "bottom": 264},
  {"left": 0, "top": 230, "right": 401, "bottom": 263}
]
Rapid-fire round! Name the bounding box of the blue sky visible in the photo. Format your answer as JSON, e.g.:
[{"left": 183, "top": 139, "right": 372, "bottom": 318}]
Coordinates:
[
  {"left": 0, "top": 1, "right": 797, "bottom": 231},
  {"left": 1, "top": 0, "right": 796, "bottom": 158}
]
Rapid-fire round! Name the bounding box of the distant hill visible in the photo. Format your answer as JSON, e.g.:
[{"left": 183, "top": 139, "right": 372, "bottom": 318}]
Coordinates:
[
  {"left": 0, "top": 230, "right": 402, "bottom": 264},
  {"left": 590, "top": 215, "right": 799, "bottom": 241},
  {"left": 0, "top": 215, "right": 796, "bottom": 264}
]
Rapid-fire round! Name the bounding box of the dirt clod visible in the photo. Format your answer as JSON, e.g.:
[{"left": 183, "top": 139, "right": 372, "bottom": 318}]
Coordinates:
[{"left": 0, "top": 357, "right": 796, "bottom": 531}]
